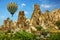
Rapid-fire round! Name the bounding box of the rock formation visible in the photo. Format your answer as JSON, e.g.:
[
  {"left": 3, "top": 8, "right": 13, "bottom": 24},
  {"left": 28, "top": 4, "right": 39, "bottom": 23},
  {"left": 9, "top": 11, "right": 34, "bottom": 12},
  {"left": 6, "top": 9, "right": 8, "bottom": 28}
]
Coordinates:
[
  {"left": 30, "top": 4, "right": 42, "bottom": 27},
  {"left": 0, "top": 4, "right": 60, "bottom": 33},
  {"left": 17, "top": 11, "right": 27, "bottom": 30}
]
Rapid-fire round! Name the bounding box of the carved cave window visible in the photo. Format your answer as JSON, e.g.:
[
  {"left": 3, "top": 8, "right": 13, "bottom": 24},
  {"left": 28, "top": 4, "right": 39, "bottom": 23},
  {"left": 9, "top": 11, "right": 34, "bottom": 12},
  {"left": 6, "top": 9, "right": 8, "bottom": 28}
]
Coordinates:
[{"left": 36, "top": 21, "right": 39, "bottom": 25}]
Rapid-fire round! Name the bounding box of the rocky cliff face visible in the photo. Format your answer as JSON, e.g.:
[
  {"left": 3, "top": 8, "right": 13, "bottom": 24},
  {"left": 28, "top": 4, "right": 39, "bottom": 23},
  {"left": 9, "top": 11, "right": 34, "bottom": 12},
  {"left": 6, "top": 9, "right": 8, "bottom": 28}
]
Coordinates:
[
  {"left": 30, "top": 4, "right": 42, "bottom": 27},
  {"left": 0, "top": 4, "right": 60, "bottom": 32},
  {"left": 17, "top": 11, "right": 27, "bottom": 29},
  {"left": 0, "top": 18, "right": 13, "bottom": 32},
  {"left": 30, "top": 4, "right": 60, "bottom": 30},
  {"left": 4, "top": 18, "right": 13, "bottom": 29}
]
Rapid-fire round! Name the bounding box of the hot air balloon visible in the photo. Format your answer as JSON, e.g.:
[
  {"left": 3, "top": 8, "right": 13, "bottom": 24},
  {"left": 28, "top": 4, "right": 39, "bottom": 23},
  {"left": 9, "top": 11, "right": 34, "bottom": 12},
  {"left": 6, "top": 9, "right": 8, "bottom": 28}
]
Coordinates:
[{"left": 7, "top": 2, "right": 18, "bottom": 17}]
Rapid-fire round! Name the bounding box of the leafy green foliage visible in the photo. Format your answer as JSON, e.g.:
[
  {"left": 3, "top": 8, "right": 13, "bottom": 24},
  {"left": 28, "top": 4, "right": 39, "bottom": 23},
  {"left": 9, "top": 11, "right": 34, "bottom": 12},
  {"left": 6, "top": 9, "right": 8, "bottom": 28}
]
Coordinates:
[
  {"left": 0, "top": 30, "right": 35, "bottom": 40},
  {"left": 14, "top": 30, "right": 35, "bottom": 40},
  {"left": 56, "top": 20, "right": 60, "bottom": 29},
  {"left": 36, "top": 26, "right": 42, "bottom": 31},
  {"left": 48, "top": 32, "right": 60, "bottom": 40}
]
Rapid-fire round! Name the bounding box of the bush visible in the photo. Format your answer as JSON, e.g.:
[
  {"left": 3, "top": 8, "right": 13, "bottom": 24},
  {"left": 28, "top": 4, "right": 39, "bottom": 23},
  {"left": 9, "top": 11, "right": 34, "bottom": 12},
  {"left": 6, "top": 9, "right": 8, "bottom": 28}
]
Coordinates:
[
  {"left": 14, "top": 30, "right": 36, "bottom": 40},
  {"left": 36, "top": 26, "right": 42, "bottom": 31},
  {"left": 0, "top": 30, "right": 35, "bottom": 40},
  {"left": 56, "top": 20, "right": 60, "bottom": 29},
  {"left": 48, "top": 32, "right": 60, "bottom": 40}
]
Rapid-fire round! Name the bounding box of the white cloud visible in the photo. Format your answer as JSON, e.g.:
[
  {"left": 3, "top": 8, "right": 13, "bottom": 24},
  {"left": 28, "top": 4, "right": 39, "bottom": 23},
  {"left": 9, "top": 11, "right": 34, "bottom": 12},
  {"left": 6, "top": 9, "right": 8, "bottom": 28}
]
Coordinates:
[
  {"left": 41, "top": 4, "right": 51, "bottom": 8},
  {"left": 1, "top": 16, "right": 4, "bottom": 18},
  {"left": 25, "top": 11, "right": 28, "bottom": 15},
  {"left": 21, "top": 3, "right": 26, "bottom": 7}
]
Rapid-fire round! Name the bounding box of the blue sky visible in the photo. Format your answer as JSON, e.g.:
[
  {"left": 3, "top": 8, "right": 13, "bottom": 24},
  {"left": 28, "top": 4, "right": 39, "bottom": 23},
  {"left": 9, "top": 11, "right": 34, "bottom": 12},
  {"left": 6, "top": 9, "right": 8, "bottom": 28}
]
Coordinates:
[{"left": 0, "top": 0, "right": 60, "bottom": 26}]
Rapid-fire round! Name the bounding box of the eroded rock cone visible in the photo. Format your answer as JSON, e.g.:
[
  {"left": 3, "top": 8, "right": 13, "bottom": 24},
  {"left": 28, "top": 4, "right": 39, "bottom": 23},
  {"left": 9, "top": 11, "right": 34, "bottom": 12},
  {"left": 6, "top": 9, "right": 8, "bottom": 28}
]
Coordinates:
[{"left": 30, "top": 4, "right": 42, "bottom": 27}]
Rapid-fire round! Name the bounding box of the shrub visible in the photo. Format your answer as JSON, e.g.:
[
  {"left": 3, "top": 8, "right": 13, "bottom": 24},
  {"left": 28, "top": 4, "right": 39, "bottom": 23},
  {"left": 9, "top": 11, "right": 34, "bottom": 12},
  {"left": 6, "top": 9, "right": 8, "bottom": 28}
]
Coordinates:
[
  {"left": 56, "top": 20, "right": 60, "bottom": 29},
  {"left": 36, "top": 26, "right": 42, "bottom": 31},
  {"left": 0, "top": 30, "right": 36, "bottom": 40},
  {"left": 14, "top": 30, "right": 36, "bottom": 40},
  {"left": 48, "top": 32, "right": 60, "bottom": 40}
]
